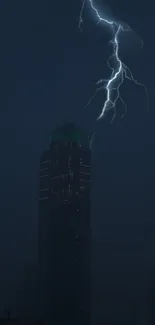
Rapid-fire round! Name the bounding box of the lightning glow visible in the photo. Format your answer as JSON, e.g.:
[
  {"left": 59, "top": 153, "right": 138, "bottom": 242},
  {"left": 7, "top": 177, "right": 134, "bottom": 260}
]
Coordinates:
[{"left": 79, "top": 0, "right": 148, "bottom": 122}]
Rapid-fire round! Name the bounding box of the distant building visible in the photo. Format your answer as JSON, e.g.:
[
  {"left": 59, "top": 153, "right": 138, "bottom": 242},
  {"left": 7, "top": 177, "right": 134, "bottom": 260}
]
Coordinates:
[{"left": 38, "top": 123, "right": 91, "bottom": 324}]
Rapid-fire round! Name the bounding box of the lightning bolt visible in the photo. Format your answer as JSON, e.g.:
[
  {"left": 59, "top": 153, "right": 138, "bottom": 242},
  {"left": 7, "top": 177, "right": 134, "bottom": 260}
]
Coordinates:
[{"left": 79, "top": 0, "right": 148, "bottom": 123}]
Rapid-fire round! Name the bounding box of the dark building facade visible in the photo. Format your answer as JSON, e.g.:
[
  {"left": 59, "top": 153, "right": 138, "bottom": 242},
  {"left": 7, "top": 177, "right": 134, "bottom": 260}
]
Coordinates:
[{"left": 38, "top": 123, "right": 91, "bottom": 324}]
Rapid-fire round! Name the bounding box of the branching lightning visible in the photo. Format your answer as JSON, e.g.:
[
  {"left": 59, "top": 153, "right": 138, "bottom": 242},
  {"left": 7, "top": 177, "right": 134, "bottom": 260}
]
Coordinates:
[{"left": 79, "top": 0, "right": 148, "bottom": 123}]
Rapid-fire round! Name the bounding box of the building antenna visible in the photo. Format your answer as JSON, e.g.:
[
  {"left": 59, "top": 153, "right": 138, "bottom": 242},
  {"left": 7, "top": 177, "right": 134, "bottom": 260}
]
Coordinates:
[{"left": 89, "top": 132, "right": 95, "bottom": 150}]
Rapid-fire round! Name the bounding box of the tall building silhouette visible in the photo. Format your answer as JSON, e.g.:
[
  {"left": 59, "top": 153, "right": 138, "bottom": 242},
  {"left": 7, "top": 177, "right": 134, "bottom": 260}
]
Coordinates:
[{"left": 38, "top": 123, "right": 91, "bottom": 324}]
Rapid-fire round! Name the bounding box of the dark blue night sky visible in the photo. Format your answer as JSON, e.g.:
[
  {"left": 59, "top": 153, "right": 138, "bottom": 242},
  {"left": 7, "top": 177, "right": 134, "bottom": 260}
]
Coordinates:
[{"left": 0, "top": 0, "right": 154, "bottom": 322}]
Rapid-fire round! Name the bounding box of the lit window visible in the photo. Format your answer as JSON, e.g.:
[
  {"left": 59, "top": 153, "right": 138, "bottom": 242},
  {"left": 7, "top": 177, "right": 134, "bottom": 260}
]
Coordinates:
[
  {"left": 40, "top": 168, "right": 48, "bottom": 172},
  {"left": 80, "top": 179, "right": 89, "bottom": 182},
  {"left": 69, "top": 170, "right": 73, "bottom": 180},
  {"left": 80, "top": 171, "right": 90, "bottom": 175},
  {"left": 40, "top": 188, "right": 49, "bottom": 192},
  {"left": 39, "top": 197, "right": 48, "bottom": 201},
  {"left": 40, "top": 160, "right": 50, "bottom": 164}
]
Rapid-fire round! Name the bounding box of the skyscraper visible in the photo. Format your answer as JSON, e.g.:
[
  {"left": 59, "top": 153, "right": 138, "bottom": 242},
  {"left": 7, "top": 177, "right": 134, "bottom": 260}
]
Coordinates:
[{"left": 38, "top": 123, "right": 91, "bottom": 324}]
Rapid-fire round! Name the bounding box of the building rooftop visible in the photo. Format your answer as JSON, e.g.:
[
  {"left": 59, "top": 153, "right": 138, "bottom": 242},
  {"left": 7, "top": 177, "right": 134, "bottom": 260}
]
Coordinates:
[{"left": 49, "top": 123, "right": 89, "bottom": 148}]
